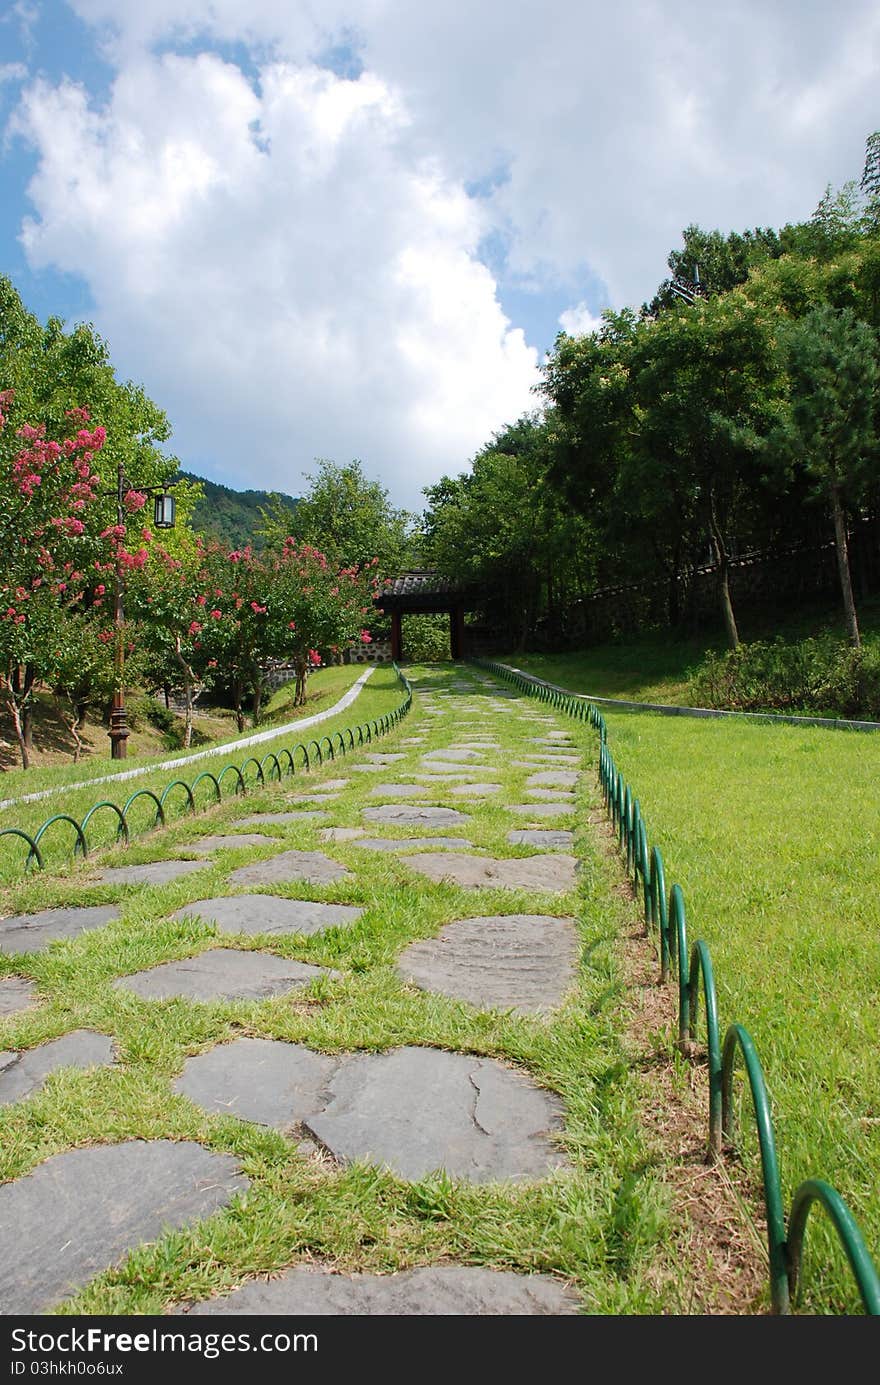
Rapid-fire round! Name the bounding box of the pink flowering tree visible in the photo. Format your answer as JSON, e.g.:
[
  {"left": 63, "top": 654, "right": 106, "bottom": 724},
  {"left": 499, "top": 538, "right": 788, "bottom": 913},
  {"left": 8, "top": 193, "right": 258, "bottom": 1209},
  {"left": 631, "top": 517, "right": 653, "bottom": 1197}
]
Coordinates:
[
  {"left": 0, "top": 390, "right": 109, "bottom": 766},
  {"left": 196, "top": 545, "right": 279, "bottom": 730},
  {"left": 268, "top": 542, "right": 380, "bottom": 706},
  {"left": 126, "top": 536, "right": 216, "bottom": 750}
]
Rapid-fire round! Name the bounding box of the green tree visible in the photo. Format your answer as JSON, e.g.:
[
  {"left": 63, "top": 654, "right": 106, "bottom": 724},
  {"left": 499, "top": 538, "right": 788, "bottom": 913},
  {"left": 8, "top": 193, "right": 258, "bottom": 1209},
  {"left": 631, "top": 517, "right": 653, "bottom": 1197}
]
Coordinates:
[
  {"left": 264, "top": 460, "right": 414, "bottom": 574},
  {"left": 776, "top": 304, "right": 879, "bottom": 646}
]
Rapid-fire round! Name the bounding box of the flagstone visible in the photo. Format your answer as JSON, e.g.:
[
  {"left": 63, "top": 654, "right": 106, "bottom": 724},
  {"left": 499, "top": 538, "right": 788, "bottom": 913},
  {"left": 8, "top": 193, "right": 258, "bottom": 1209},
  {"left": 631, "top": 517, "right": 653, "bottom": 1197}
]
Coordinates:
[
  {"left": 179, "top": 1263, "right": 578, "bottom": 1316},
  {"left": 364, "top": 804, "right": 471, "bottom": 828},
  {"left": 228, "top": 850, "right": 350, "bottom": 887},
  {"left": 0, "top": 1140, "right": 247, "bottom": 1316},
  {"left": 402, "top": 852, "right": 577, "bottom": 893},
  {"left": 184, "top": 833, "right": 278, "bottom": 856},
  {"left": 173, "top": 896, "right": 363, "bottom": 937},
  {"left": 114, "top": 949, "right": 333, "bottom": 1001},
  {"left": 398, "top": 913, "right": 579, "bottom": 1015},
  {"left": 507, "top": 829, "right": 574, "bottom": 849},
  {"left": 0, "top": 904, "right": 120, "bottom": 955},
  {"left": 0, "top": 1030, "right": 115, "bottom": 1106},
  {"left": 306, "top": 1046, "right": 569, "bottom": 1183},
  {"left": 92, "top": 860, "right": 210, "bottom": 887},
  {"left": 0, "top": 977, "right": 37, "bottom": 1017}
]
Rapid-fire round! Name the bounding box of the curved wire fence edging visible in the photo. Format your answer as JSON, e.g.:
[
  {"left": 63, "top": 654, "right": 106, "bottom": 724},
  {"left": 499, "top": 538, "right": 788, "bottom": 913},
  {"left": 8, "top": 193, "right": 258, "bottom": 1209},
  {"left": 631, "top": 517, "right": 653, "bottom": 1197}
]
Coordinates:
[
  {"left": 0, "top": 664, "right": 413, "bottom": 879},
  {"left": 472, "top": 656, "right": 880, "bottom": 1316}
]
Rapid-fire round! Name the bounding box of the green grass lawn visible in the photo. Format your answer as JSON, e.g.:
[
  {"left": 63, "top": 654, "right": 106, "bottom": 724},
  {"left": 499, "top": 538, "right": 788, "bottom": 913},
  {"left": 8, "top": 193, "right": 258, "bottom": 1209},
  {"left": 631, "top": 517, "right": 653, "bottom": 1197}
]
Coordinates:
[{"left": 502, "top": 643, "right": 880, "bottom": 1311}]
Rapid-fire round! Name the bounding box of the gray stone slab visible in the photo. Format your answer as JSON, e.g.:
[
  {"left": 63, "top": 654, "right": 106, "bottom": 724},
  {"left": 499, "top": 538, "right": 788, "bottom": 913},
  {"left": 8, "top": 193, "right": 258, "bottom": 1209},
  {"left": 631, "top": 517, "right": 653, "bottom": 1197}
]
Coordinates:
[
  {"left": 174, "top": 896, "right": 363, "bottom": 936},
  {"left": 526, "top": 788, "right": 576, "bottom": 801},
  {"left": 421, "top": 749, "right": 484, "bottom": 762},
  {"left": 175, "top": 1038, "right": 339, "bottom": 1129},
  {"left": 526, "top": 771, "right": 580, "bottom": 789},
  {"left": 365, "top": 754, "right": 406, "bottom": 765},
  {"left": 415, "top": 769, "right": 479, "bottom": 779},
  {"left": 0, "top": 904, "right": 120, "bottom": 955},
  {"left": 114, "top": 948, "right": 332, "bottom": 1001},
  {"left": 286, "top": 792, "right": 340, "bottom": 803},
  {"left": 181, "top": 1263, "right": 578, "bottom": 1315},
  {"left": 355, "top": 837, "right": 472, "bottom": 853},
  {"left": 449, "top": 783, "right": 502, "bottom": 797},
  {"left": 230, "top": 813, "right": 325, "bottom": 827},
  {"left": 227, "top": 850, "right": 350, "bottom": 887},
  {"left": 184, "top": 833, "right": 277, "bottom": 856},
  {"left": 508, "top": 803, "right": 576, "bottom": 818},
  {"left": 94, "top": 860, "right": 209, "bottom": 886},
  {"left": 528, "top": 736, "right": 573, "bottom": 746},
  {"left": 398, "top": 914, "right": 579, "bottom": 1015},
  {"left": 364, "top": 805, "right": 471, "bottom": 828},
  {"left": 320, "top": 827, "right": 366, "bottom": 841},
  {"left": 308, "top": 778, "right": 350, "bottom": 790},
  {"left": 368, "top": 783, "right": 429, "bottom": 797},
  {"left": 306, "top": 1047, "right": 568, "bottom": 1182},
  {"left": 0, "top": 1140, "right": 248, "bottom": 1315},
  {"left": 348, "top": 763, "right": 384, "bottom": 773},
  {"left": 507, "top": 830, "right": 574, "bottom": 849},
  {"left": 402, "top": 853, "right": 578, "bottom": 894},
  {"left": 512, "top": 756, "right": 581, "bottom": 767},
  {"left": 0, "top": 976, "right": 37, "bottom": 1017},
  {"left": 272, "top": 809, "right": 329, "bottom": 821},
  {"left": 0, "top": 1030, "right": 115, "bottom": 1106}
]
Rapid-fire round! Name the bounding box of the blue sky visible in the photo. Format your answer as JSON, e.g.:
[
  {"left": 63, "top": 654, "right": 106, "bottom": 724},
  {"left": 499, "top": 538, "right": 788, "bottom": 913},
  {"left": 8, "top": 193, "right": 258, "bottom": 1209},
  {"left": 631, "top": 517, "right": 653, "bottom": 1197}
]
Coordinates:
[{"left": 1, "top": 1, "right": 878, "bottom": 507}]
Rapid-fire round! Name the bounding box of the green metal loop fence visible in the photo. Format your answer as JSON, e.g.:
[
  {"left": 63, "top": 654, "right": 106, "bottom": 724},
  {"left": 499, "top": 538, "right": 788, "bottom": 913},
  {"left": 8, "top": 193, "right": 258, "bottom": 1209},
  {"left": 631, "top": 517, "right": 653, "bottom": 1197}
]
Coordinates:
[
  {"left": 121, "top": 788, "right": 166, "bottom": 827},
  {"left": 473, "top": 657, "right": 880, "bottom": 1316},
  {"left": 81, "top": 800, "right": 129, "bottom": 846},
  {"left": 0, "top": 664, "right": 413, "bottom": 878}
]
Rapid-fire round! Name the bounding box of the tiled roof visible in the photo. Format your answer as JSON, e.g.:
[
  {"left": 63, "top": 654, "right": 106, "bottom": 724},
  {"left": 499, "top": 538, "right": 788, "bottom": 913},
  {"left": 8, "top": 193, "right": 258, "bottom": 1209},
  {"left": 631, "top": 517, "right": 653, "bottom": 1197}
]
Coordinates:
[{"left": 382, "top": 571, "right": 462, "bottom": 598}]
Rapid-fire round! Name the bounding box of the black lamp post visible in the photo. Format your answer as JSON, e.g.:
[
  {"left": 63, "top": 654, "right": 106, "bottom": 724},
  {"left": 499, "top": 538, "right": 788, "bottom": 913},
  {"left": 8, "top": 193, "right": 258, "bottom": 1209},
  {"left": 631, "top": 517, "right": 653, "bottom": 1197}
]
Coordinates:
[{"left": 108, "top": 461, "right": 177, "bottom": 760}]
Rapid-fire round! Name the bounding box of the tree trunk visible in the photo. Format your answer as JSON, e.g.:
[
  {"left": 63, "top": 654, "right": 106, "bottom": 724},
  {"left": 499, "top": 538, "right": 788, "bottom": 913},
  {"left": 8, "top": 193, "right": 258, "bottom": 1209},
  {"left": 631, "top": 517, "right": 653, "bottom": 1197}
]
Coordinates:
[
  {"left": 251, "top": 671, "right": 263, "bottom": 726},
  {"left": 831, "top": 483, "right": 861, "bottom": 647},
  {"left": 5, "top": 692, "right": 29, "bottom": 769},
  {"left": 709, "top": 499, "right": 740, "bottom": 650},
  {"left": 173, "top": 636, "right": 196, "bottom": 748},
  {"left": 233, "top": 676, "right": 245, "bottom": 732},
  {"left": 293, "top": 657, "right": 308, "bottom": 706}
]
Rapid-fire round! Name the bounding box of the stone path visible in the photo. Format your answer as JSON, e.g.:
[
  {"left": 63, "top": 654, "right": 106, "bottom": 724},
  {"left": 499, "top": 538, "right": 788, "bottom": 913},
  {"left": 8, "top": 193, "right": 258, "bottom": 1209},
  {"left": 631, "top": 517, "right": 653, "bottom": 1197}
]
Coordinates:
[
  {"left": 0, "top": 1141, "right": 248, "bottom": 1315},
  {"left": 0, "top": 666, "right": 593, "bottom": 1315},
  {"left": 180, "top": 1263, "right": 578, "bottom": 1315}
]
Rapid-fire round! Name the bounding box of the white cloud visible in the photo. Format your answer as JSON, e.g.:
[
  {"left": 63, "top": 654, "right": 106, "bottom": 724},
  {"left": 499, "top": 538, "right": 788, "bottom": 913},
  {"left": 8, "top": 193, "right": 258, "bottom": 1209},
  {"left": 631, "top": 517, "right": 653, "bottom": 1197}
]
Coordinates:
[
  {"left": 11, "top": 50, "right": 538, "bottom": 506},
  {"left": 558, "top": 303, "right": 604, "bottom": 338},
  {"left": 8, "top": 0, "right": 880, "bottom": 503}
]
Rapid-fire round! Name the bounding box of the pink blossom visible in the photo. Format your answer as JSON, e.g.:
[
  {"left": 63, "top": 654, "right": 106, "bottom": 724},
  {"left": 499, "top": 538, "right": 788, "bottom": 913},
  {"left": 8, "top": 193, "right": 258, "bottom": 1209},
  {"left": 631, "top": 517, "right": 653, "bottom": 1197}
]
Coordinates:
[
  {"left": 94, "top": 584, "right": 106, "bottom": 596},
  {"left": 123, "top": 490, "right": 147, "bottom": 512},
  {"left": 188, "top": 620, "right": 202, "bottom": 636},
  {"left": 210, "top": 609, "right": 222, "bottom": 620},
  {"left": 360, "top": 630, "right": 372, "bottom": 644}
]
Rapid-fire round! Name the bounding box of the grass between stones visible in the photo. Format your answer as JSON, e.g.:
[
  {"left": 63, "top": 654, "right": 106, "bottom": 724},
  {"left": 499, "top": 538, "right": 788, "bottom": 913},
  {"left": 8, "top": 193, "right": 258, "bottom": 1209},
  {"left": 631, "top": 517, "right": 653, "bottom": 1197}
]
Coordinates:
[{"left": 0, "top": 664, "right": 713, "bottom": 1316}]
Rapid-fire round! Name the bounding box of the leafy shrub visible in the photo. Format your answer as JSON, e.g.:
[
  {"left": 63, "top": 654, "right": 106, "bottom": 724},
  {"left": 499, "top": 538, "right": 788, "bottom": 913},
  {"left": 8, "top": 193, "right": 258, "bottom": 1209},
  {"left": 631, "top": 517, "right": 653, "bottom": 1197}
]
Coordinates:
[
  {"left": 688, "top": 636, "right": 880, "bottom": 719},
  {"left": 401, "top": 614, "right": 452, "bottom": 663}
]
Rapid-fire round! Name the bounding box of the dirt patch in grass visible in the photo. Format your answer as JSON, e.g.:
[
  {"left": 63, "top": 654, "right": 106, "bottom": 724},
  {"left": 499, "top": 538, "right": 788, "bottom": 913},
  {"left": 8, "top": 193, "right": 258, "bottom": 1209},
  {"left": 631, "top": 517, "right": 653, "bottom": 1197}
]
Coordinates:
[{"left": 590, "top": 806, "right": 768, "bottom": 1315}]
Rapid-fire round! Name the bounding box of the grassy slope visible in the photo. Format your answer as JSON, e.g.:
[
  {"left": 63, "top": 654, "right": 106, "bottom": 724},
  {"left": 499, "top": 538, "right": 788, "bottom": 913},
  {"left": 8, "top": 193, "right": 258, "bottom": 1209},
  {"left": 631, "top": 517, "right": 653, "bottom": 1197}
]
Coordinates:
[
  {"left": 502, "top": 639, "right": 880, "bottom": 1310},
  {"left": 0, "top": 666, "right": 403, "bottom": 883},
  {"left": 500, "top": 594, "right": 880, "bottom": 707}
]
